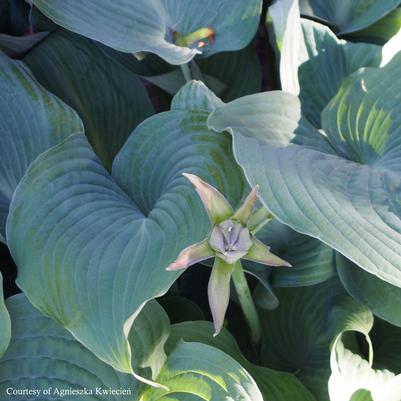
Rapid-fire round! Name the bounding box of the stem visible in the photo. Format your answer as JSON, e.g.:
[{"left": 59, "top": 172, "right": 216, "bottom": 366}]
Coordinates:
[
  {"left": 180, "top": 63, "right": 192, "bottom": 82},
  {"left": 189, "top": 60, "right": 204, "bottom": 82},
  {"left": 232, "top": 261, "right": 262, "bottom": 346}
]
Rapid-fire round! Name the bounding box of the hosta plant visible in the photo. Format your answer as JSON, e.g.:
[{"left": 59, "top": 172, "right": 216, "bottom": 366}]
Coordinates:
[{"left": 1, "top": 0, "right": 401, "bottom": 400}]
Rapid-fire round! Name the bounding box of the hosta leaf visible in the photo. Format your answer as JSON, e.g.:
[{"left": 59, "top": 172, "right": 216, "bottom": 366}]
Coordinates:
[
  {"left": 0, "top": 294, "right": 140, "bottom": 400},
  {"left": 33, "top": 0, "right": 262, "bottom": 65},
  {"left": 7, "top": 82, "right": 246, "bottom": 376},
  {"left": 298, "top": 19, "right": 381, "bottom": 127},
  {"left": 1, "top": 294, "right": 263, "bottom": 401},
  {"left": 0, "top": 273, "right": 10, "bottom": 358},
  {"left": 350, "top": 7, "right": 401, "bottom": 44},
  {"left": 141, "top": 341, "right": 263, "bottom": 401},
  {"left": 299, "top": 0, "right": 401, "bottom": 35},
  {"left": 337, "top": 254, "right": 401, "bottom": 328},
  {"left": 208, "top": 54, "right": 401, "bottom": 290},
  {"left": 267, "top": 0, "right": 307, "bottom": 94},
  {"left": 268, "top": 2, "right": 382, "bottom": 125},
  {"left": 23, "top": 29, "right": 154, "bottom": 170},
  {"left": 167, "top": 321, "right": 317, "bottom": 401},
  {"left": 0, "top": 50, "right": 83, "bottom": 243}
]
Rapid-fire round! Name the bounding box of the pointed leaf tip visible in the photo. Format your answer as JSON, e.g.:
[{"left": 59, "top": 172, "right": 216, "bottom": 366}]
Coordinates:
[
  {"left": 208, "top": 258, "right": 235, "bottom": 336},
  {"left": 233, "top": 185, "right": 259, "bottom": 224},
  {"left": 182, "top": 173, "right": 233, "bottom": 223},
  {"left": 244, "top": 238, "right": 291, "bottom": 267},
  {"left": 166, "top": 239, "right": 214, "bottom": 271}
]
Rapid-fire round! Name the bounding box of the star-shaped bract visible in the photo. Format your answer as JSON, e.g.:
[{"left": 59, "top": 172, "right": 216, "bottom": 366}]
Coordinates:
[{"left": 167, "top": 173, "right": 290, "bottom": 335}]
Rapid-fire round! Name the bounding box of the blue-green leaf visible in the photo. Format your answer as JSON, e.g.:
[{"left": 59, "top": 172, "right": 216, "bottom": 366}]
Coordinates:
[
  {"left": 7, "top": 82, "right": 246, "bottom": 376},
  {"left": 141, "top": 341, "right": 264, "bottom": 401},
  {"left": 268, "top": 2, "right": 382, "bottom": 126},
  {"left": 167, "top": 321, "right": 317, "bottom": 401},
  {"left": 0, "top": 50, "right": 83, "bottom": 243},
  {"left": 0, "top": 294, "right": 263, "bottom": 400},
  {"left": 33, "top": 0, "right": 262, "bottom": 65},
  {"left": 299, "top": 0, "right": 401, "bottom": 35},
  {"left": 23, "top": 30, "right": 154, "bottom": 170},
  {"left": 208, "top": 54, "right": 401, "bottom": 290}
]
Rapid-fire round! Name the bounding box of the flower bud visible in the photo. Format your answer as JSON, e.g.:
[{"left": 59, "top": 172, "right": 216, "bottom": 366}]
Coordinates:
[{"left": 209, "top": 219, "right": 252, "bottom": 264}]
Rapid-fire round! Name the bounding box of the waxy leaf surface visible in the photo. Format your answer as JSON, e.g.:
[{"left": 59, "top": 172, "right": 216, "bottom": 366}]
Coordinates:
[
  {"left": 299, "top": 0, "right": 401, "bottom": 34},
  {"left": 208, "top": 54, "right": 401, "bottom": 290},
  {"left": 33, "top": 0, "right": 262, "bottom": 65},
  {"left": 24, "top": 30, "right": 154, "bottom": 170},
  {"left": 0, "top": 51, "right": 83, "bottom": 243},
  {"left": 7, "top": 82, "right": 246, "bottom": 375}
]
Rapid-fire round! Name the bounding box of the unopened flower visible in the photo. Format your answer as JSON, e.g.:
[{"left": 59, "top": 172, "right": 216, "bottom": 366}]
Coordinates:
[{"left": 167, "top": 173, "right": 290, "bottom": 335}]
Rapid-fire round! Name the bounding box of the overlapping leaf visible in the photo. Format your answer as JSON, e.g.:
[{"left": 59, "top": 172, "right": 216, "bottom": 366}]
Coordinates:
[
  {"left": 0, "top": 295, "right": 140, "bottom": 400},
  {"left": 6, "top": 82, "right": 246, "bottom": 375},
  {"left": 167, "top": 321, "right": 317, "bottom": 401},
  {"left": 268, "top": 1, "right": 382, "bottom": 126},
  {"left": 23, "top": 30, "right": 154, "bottom": 170},
  {"left": 299, "top": 0, "right": 401, "bottom": 34},
  {"left": 33, "top": 0, "right": 262, "bottom": 65},
  {"left": 208, "top": 53, "right": 401, "bottom": 290},
  {"left": 0, "top": 294, "right": 264, "bottom": 401},
  {"left": 0, "top": 50, "right": 83, "bottom": 243}
]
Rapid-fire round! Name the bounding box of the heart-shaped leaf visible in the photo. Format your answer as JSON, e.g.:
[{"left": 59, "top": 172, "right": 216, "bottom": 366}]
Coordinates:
[
  {"left": 299, "top": 0, "right": 401, "bottom": 35},
  {"left": 33, "top": 0, "right": 262, "bottom": 65},
  {"left": 0, "top": 273, "right": 10, "bottom": 358},
  {"left": 23, "top": 29, "right": 154, "bottom": 170},
  {"left": 208, "top": 53, "right": 401, "bottom": 289},
  {"left": 0, "top": 50, "right": 83, "bottom": 243},
  {"left": 6, "top": 81, "right": 246, "bottom": 375}
]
